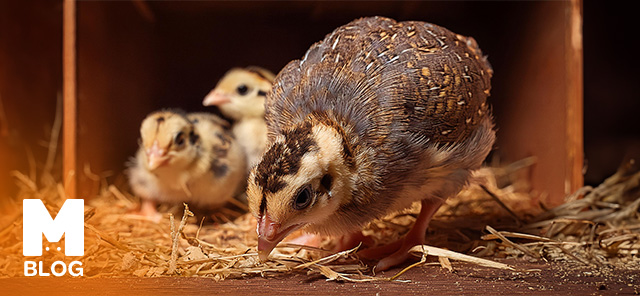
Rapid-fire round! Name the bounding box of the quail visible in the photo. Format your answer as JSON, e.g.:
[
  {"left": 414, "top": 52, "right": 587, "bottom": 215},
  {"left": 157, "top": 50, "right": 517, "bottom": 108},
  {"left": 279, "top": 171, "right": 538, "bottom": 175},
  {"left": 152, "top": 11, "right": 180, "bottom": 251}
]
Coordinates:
[
  {"left": 203, "top": 67, "right": 275, "bottom": 170},
  {"left": 246, "top": 16, "right": 496, "bottom": 271},
  {"left": 128, "top": 110, "right": 245, "bottom": 219}
]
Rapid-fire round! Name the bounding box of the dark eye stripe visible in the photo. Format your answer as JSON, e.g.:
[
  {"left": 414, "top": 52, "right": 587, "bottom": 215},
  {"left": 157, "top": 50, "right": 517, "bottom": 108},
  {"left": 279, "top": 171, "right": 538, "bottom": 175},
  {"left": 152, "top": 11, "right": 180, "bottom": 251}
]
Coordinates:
[
  {"left": 320, "top": 174, "right": 333, "bottom": 195},
  {"left": 259, "top": 194, "right": 267, "bottom": 215},
  {"left": 189, "top": 130, "right": 199, "bottom": 145}
]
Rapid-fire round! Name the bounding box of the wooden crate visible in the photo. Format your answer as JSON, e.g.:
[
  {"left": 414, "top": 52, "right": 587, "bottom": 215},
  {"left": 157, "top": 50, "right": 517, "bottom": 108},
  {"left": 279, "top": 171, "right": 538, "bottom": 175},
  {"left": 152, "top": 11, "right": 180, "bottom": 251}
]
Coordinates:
[{"left": 1, "top": 0, "right": 583, "bottom": 207}]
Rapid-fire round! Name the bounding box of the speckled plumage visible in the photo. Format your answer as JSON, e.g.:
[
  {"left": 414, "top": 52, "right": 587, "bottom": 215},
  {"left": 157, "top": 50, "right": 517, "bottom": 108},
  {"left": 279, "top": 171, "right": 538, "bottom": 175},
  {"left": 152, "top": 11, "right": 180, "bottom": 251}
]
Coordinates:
[
  {"left": 266, "top": 17, "right": 491, "bottom": 143},
  {"left": 247, "top": 16, "right": 496, "bottom": 267}
]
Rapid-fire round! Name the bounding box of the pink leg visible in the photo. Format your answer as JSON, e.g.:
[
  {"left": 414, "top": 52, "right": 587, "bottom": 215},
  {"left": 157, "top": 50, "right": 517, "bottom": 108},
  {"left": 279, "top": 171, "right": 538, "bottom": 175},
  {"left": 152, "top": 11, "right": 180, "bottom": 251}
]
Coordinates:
[
  {"left": 138, "top": 199, "right": 162, "bottom": 222},
  {"left": 359, "top": 198, "right": 443, "bottom": 271},
  {"left": 333, "top": 231, "right": 375, "bottom": 252},
  {"left": 286, "top": 231, "right": 374, "bottom": 252}
]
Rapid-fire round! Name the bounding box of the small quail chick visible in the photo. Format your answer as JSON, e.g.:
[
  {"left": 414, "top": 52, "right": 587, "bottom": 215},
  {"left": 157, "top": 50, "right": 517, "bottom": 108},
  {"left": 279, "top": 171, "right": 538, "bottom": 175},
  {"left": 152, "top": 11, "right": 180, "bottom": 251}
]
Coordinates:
[
  {"left": 247, "top": 17, "right": 496, "bottom": 271},
  {"left": 128, "top": 110, "right": 245, "bottom": 219},
  {"left": 203, "top": 67, "right": 275, "bottom": 169}
]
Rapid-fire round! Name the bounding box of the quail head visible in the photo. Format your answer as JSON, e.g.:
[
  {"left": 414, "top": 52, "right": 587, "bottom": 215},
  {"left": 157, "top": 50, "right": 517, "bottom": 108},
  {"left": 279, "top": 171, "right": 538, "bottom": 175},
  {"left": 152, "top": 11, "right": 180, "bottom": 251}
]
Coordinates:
[
  {"left": 128, "top": 110, "right": 245, "bottom": 219},
  {"left": 203, "top": 67, "right": 275, "bottom": 169},
  {"left": 246, "top": 16, "right": 496, "bottom": 271}
]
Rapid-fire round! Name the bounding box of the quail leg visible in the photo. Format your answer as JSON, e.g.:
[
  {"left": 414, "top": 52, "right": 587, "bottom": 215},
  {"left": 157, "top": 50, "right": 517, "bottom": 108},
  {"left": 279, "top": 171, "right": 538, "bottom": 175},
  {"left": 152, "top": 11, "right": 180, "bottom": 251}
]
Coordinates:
[
  {"left": 333, "top": 231, "right": 375, "bottom": 252},
  {"left": 359, "top": 198, "right": 443, "bottom": 271},
  {"left": 285, "top": 231, "right": 372, "bottom": 252},
  {"left": 138, "top": 198, "right": 162, "bottom": 222}
]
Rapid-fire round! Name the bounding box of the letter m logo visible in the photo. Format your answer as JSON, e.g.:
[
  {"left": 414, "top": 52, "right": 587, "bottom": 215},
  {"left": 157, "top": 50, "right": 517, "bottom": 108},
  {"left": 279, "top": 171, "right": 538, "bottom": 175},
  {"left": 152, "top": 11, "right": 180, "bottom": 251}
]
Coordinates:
[{"left": 23, "top": 199, "right": 84, "bottom": 256}]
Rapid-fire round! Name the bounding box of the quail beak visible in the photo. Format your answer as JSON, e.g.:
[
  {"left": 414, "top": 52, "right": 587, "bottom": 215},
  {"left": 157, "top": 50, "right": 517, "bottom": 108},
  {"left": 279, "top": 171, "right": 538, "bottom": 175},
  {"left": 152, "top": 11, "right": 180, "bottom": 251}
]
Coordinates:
[
  {"left": 146, "top": 141, "right": 169, "bottom": 170},
  {"left": 257, "top": 213, "right": 302, "bottom": 262},
  {"left": 202, "top": 90, "right": 231, "bottom": 106}
]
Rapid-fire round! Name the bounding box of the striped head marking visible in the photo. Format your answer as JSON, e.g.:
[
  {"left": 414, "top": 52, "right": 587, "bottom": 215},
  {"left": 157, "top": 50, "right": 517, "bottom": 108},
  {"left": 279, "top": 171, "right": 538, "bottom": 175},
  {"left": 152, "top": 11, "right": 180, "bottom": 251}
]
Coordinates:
[{"left": 246, "top": 120, "right": 353, "bottom": 261}]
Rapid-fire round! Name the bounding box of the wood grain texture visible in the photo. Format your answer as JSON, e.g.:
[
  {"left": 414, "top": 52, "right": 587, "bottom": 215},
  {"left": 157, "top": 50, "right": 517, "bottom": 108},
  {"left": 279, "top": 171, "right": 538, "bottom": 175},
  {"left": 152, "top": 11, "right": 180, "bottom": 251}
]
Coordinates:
[
  {"left": 566, "top": 0, "right": 584, "bottom": 198},
  {"left": 63, "top": 0, "right": 77, "bottom": 199},
  {"left": 495, "top": 0, "right": 583, "bottom": 207}
]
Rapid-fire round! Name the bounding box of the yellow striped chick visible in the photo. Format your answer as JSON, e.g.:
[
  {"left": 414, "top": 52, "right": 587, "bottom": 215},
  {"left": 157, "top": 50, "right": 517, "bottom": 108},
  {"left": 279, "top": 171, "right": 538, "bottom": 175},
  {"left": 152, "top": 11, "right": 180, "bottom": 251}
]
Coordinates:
[
  {"left": 203, "top": 67, "right": 275, "bottom": 170},
  {"left": 128, "top": 110, "right": 245, "bottom": 219}
]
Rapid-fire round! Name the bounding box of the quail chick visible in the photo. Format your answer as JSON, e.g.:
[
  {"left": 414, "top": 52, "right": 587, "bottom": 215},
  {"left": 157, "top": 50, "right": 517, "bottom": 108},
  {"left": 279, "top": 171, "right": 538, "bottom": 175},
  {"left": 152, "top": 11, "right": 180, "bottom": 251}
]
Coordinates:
[
  {"left": 203, "top": 67, "right": 275, "bottom": 169},
  {"left": 128, "top": 110, "right": 245, "bottom": 219},
  {"left": 246, "top": 16, "right": 496, "bottom": 271}
]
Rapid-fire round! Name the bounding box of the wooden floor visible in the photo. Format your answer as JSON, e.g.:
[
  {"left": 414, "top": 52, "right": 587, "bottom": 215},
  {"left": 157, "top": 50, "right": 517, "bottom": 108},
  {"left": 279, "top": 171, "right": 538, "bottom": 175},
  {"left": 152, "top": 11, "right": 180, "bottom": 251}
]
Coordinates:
[{"left": 3, "top": 259, "right": 639, "bottom": 295}]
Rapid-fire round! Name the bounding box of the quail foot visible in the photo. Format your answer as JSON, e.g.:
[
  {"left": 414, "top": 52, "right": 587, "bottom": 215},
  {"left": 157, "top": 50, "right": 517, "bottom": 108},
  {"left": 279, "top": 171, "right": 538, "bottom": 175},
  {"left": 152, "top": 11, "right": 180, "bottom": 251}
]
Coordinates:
[
  {"left": 246, "top": 16, "right": 496, "bottom": 271},
  {"left": 203, "top": 67, "right": 275, "bottom": 170},
  {"left": 128, "top": 110, "right": 245, "bottom": 221}
]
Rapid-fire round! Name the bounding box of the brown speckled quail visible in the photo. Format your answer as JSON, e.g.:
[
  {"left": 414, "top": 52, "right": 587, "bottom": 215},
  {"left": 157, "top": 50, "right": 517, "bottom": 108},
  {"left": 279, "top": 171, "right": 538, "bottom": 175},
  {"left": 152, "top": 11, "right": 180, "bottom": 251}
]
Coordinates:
[{"left": 246, "top": 16, "right": 496, "bottom": 271}]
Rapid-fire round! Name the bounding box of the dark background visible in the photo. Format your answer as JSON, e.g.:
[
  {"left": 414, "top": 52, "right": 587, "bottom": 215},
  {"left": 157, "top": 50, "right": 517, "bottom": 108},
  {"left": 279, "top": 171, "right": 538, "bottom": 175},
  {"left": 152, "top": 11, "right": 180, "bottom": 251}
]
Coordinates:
[{"left": 582, "top": 2, "right": 639, "bottom": 184}]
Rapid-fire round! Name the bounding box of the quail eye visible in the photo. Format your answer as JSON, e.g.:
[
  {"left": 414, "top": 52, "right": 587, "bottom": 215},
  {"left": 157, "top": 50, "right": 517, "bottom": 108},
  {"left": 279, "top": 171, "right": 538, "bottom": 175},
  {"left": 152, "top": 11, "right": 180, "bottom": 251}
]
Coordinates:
[
  {"left": 293, "top": 186, "right": 312, "bottom": 210},
  {"left": 236, "top": 84, "right": 249, "bottom": 96},
  {"left": 174, "top": 131, "right": 185, "bottom": 146}
]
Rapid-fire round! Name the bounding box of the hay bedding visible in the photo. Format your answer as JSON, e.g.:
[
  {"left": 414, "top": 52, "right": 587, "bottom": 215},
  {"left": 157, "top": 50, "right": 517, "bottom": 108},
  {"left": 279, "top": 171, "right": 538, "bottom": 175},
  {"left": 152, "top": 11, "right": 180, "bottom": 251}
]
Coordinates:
[{"left": 1, "top": 158, "right": 639, "bottom": 281}]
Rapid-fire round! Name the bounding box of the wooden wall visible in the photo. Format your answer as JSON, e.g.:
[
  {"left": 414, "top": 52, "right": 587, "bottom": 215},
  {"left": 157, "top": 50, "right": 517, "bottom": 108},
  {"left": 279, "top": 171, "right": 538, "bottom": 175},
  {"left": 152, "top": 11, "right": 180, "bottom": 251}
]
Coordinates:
[
  {"left": 0, "top": 0, "right": 62, "bottom": 198},
  {"left": 71, "top": 1, "right": 157, "bottom": 197},
  {"left": 2, "top": 1, "right": 585, "bottom": 208},
  {"left": 496, "top": 1, "right": 583, "bottom": 205}
]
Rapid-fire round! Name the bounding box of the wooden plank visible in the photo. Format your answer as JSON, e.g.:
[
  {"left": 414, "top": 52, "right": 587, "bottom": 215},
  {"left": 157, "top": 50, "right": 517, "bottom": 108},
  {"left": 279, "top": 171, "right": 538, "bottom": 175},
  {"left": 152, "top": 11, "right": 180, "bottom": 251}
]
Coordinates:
[
  {"left": 494, "top": 1, "right": 583, "bottom": 207},
  {"left": 63, "top": 0, "right": 77, "bottom": 199},
  {"left": 566, "top": 0, "right": 584, "bottom": 196}
]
